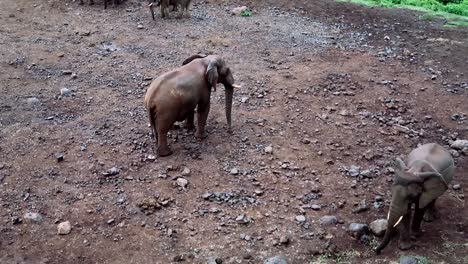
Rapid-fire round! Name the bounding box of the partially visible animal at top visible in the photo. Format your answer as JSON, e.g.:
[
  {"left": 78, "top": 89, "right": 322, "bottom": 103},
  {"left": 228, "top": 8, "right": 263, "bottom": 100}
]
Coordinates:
[
  {"left": 149, "top": 0, "right": 192, "bottom": 20},
  {"left": 79, "top": 0, "right": 121, "bottom": 9},
  {"left": 144, "top": 54, "right": 240, "bottom": 157},
  {"left": 375, "top": 143, "right": 456, "bottom": 254}
]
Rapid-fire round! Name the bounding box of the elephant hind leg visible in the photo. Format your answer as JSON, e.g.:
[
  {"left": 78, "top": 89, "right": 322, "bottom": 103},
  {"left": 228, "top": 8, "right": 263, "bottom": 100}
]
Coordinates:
[
  {"left": 185, "top": 110, "right": 195, "bottom": 131},
  {"left": 148, "top": 107, "right": 158, "bottom": 143},
  {"left": 156, "top": 112, "right": 176, "bottom": 157}
]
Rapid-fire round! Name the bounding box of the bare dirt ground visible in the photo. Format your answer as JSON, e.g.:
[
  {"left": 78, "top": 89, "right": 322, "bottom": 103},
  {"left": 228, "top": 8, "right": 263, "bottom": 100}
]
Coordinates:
[{"left": 0, "top": 0, "right": 467, "bottom": 263}]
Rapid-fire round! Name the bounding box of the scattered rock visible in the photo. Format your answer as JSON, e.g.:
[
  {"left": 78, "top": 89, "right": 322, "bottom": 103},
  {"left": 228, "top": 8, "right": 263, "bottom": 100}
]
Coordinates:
[
  {"left": 348, "top": 165, "right": 360, "bottom": 177},
  {"left": 352, "top": 200, "right": 369, "bottom": 213},
  {"left": 295, "top": 215, "right": 306, "bottom": 223},
  {"left": 137, "top": 24, "right": 144, "bottom": 29},
  {"left": 103, "top": 167, "right": 120, "bottom": 176},
  {"left": 241, "top": 96, "right": 249, "bottom": 103},
  {"left": 348, "top": 223, "right": 369, "bottom": 239},
  {"left": 177, "top": 178, "right": 188, "bottom": 188},
  {"left": 26, "top": 97, "right": 40, "bottom": 105},
  {"left": 55, "top": 153, "right": 64, "bottom": 162},
  {"left": 370, "top": 219, "right": 387, "bottom": 236},
  {"left": 265, "top": 146, "right": 273, "bottom": 154},
  {"left": 311, "top": 204, "right": 321, "bottom": 210},
  {"left": 23, "top": 212, "right": 42, "bottom": 222},
  {"left": 319, "top": 215, "right": 337, "bottom": 226},
  {"left": 264, "top": 256, "right": 287, "bottom": 264},
  {"left": 452, "top": 184, "right": 461, "bottom": 191},
  {"left": 230, "top": 168, "right": 239, "bottom": 175},
  {"left": 60, "top": 87, "right": 72, "bottom": 96},
  {"left": 206, "top": 257, "right": 223, "bottom": 264},
  {"left": 400, "top": 256, "right": 419, "bottom": 264},
  {"left": 57, "top": 221, "right": 72, "bottom": 235},
  {"left": 181, "top": 167, "right": 191, "bottom": 176},
  {"left": 279, "top": 235, "right": 290, "bottom": 245},
  {"left": 231, "top": 6, "right": 249, "bottom": 16},
  {"left": 451, "top": 139, "right": 468, "bottom": 150}
]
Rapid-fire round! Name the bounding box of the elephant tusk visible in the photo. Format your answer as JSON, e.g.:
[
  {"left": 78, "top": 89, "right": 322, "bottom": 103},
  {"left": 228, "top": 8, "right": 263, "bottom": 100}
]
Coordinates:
[
  {"left": 232, "top": 84, "right": 242, "bottom": 89},
  {"left": 393, "top": 216, "right": 404, "bottom": 227},
  {"left": 387, "top": 212, "right": 390, "bottom": 221}
]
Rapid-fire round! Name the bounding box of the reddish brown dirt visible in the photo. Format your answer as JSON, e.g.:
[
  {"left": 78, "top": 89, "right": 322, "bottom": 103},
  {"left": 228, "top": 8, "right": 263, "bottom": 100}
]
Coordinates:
[{"left": 0, "top": 0, "right": 467, "bottom": 263}]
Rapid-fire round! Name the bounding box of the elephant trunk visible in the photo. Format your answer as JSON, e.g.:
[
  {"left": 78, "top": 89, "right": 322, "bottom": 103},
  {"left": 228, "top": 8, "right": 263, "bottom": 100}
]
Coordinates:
[
  {"left": 375, "top": 199, "right": 407, "bottom": 254},
  {"left": 225, "top": 85, "right": 233, "bottom": 132}
]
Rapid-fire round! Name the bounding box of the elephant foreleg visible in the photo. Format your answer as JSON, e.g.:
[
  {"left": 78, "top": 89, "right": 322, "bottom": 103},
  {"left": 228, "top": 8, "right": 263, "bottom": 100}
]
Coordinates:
[
  {"left": 398, "top": 207, "right": 414, "bottom": 251},
  {"left": 196, "top": 103, "right": 210, "bottom": 140},
  {"left": 423, "top": 200, "right": 437, "bottom": 222}
]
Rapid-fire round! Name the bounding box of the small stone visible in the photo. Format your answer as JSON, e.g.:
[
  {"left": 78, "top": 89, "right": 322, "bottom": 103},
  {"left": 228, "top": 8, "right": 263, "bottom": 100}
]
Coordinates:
[
  {"left": 264, "top": 256, "right": 287, "bottom": 264},
  {"left": 431, "top": 75, "right": 437, "bottom": 80},
  {"left": 60, "top": 87, "right": 72, "bottom": 96},
  {"left": 400, "top": 256, "right": 419, "bottom": 264},
  {"left": 360, "top": 234, "right": 370, "bottom": 244},
  {"left": 177, "top": 178, "right": 188, "bottom": 188},
  {"left": 23, "top": 212, "right": 42, "bottom": 222},
  {"left": 107, "top": 219, "right": 115, "bottom": 224},
  {"left": 319, "top": 215, "right": 337, "bottom": 226},
  {"left": 231, "top": 6, "right": 249, "bottom": 16},
  {"left": 104, "top": 167, "right": 120, "bottom": 176},
  {"left": 55, "top": 153, "right": 64, "bottom": 162},
  {"left": 295, "top": 215, "right": 306, "bottom": 223},
  {"left": 137, "top": 24, "right": 144, "bottom": 29},
  {"left": 207, "top": 257, "right": 223, "bottom": 264},
  {"left": 230, "top": 168, "right": 239, "bottom": 175},
  {"left": 147, "top": 154, "right": 156, "bottom": 160},
  {"left": 27, "top": 97, "right": 40, "bottom": 105},
  {"left": 452, "top": 184, "right": 461, "bottom": 191},
  {"left": 301, "top": 138, "right": 311, "bottom": 144},
  {"left": 241, "top": 96, "right": 249, "bottom": 103},
  {"left": 384, "top": 36, "right": 390, "bottom": 40},
  {"left": 279, "top": 235, "right": 290, "bottom": 245},
  {"left": 370, "top": 219, "right": 387, "bottom": 236},
  {"left": 311, "top": 204, "right": 321, "bottom": 210},
  {"left": 57, "top": 221, "right": 72, "bottom": 235},
  {"left": 181, "top": 167, "right": 191, "bottom": 176},
  {"left": 348, "top": 165, "right": 360, "bottom": 177},
  {"left": 264, "top": 146, "right": 273, "bottom": 154},
  {"left": 348, "top": 223, "right": 369, "bottom": 239}
]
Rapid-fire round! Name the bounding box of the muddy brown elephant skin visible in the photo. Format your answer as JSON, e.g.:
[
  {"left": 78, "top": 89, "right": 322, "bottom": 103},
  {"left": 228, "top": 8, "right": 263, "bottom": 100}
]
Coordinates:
[
  {"left": 144, "top": 54, "right": 239, "bottom": 157},
  {"left": 149, "top": 0, "right": 192, "bottom": 20},
  {"left": 375, "top": 143, "right": 455, "bottom": 254}
]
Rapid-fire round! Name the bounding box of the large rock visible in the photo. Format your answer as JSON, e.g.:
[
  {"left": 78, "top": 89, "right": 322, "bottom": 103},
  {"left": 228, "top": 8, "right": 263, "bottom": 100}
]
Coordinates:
[
  {"left": 264, "top": 256, "right": 287, "bottom": 264},
  {"left": 370, "top": 219, "right": 387, "bottom": 236},
  {"left": 23, "top": 212, "right": 43, "bottom": 223}
]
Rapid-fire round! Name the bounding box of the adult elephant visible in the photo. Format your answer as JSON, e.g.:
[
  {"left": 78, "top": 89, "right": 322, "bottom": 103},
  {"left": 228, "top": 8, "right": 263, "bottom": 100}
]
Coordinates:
[
  {"left": 144, "top": 54, "right": 240, "bottom": 157},
  {"left": 375, "top": 143, "right": 455, "bottom": 254}
]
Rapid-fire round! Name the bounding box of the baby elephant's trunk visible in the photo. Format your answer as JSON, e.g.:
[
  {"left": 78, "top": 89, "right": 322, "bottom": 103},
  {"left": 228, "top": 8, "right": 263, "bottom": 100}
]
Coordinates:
[{"left": 225, "top": 86, "right": 233, "bottom": 132}]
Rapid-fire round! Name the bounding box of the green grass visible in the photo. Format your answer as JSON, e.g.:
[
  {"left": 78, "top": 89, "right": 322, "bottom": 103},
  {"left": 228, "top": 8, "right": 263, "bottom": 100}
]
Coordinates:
[{"left": 338, "top": 0, "right": 468, "bottom": 26}]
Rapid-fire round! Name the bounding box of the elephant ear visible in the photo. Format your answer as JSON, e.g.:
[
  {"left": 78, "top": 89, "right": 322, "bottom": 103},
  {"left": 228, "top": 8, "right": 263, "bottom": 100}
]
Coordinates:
[
  {"left": 418, "top": 173, "right": 448, "bottom": 209},
  {"left": 206, "top": 61, "right": 219, "bottom": 92},
  {"left": 182, "top": 54, "right": 207, "bottom": 66}
]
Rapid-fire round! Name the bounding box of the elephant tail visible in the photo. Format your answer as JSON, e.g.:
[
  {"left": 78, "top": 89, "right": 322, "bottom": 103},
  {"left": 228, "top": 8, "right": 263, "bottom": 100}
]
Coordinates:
[{"left": 148, "top": 106, "right": 158, "bottom": 142}]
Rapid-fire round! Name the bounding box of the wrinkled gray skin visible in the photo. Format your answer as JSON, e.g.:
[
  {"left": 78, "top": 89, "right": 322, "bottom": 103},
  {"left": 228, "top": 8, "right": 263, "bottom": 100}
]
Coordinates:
[
  {"left": 149, "top": 0, "right": 192, "bottom": 19},
  {"left": 144, "top": 54, "right": 236, "bottom": 157},
  {"left": 79, "top": 0, "right": 120, "bottom": 9},
  {"left": 375, "top": 143, "right": 455, "bottom": 254}
]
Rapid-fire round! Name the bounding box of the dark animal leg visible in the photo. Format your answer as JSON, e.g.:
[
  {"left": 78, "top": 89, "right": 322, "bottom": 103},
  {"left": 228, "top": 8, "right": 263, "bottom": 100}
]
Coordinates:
[{"left": 196, "top": 103, "right": 210, "bottom": 140}]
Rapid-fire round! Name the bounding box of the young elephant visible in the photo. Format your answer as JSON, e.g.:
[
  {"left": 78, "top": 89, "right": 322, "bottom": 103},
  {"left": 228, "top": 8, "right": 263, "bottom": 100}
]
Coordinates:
[
  {"left": 149, "top": 0, "right": 191, "bottom": 20},
  {"left": 144, "top": 54, "right": 240, "bottom": 157},
  {"left": 375, "top": 143, "right": 455, "bottom": 254}
]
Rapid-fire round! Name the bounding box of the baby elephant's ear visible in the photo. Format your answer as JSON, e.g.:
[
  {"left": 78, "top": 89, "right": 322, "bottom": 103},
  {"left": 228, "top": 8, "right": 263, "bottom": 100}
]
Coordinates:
[
  {"left": 418, "top": 175, "right": 447, "bottom": 209},
  {"left": 182, "top": 54, "right": 207, "bottom": 65}
]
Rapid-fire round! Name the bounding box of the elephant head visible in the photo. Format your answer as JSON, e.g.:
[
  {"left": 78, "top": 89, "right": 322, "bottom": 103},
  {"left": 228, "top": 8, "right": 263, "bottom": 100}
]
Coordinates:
[
  {"left": 375, "top": 158, "right": 448, "bottom": 254},
  {"left": 182, "top": 54, "right": 239, "bottom": 132}
]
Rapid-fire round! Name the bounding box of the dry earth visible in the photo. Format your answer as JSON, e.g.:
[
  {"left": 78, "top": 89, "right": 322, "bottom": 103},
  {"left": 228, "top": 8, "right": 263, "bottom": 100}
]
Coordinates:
[{"left": 0, "top": 0, "right": 467, "bottom": 263}]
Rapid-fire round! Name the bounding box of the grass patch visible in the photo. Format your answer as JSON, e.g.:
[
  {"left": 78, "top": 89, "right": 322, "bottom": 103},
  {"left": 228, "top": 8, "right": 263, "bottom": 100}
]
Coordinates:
[{"left": 338, "top": 0, "right": 468, "bottom": 27}]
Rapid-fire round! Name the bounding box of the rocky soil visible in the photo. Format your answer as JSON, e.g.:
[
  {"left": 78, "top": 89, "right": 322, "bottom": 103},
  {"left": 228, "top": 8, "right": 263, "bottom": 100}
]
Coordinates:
[{"left": 0, "top": 0, "right": 467, "bottom": 263}]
